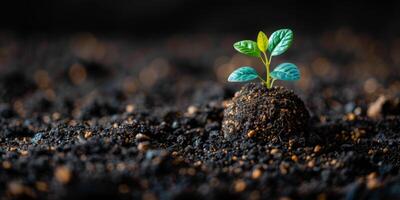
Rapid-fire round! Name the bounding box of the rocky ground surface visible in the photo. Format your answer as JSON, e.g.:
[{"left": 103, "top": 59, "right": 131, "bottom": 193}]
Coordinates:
[{"left": 1, "top": 29, "right": 400, "bottom": 199}]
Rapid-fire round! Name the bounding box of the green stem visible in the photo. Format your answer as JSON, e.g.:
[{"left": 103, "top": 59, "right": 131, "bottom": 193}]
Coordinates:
[
  {"left": 270, "top": 79, "right": 276, "bottom": 87},
  {"left": 263, "top": 52, "right": 271, "bottom": 88}
]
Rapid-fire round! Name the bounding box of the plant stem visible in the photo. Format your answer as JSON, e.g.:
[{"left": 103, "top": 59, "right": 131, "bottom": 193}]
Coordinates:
[
  {"left": 262, "top": 52, "right": 271, "bottom": 88},
  {"left": 270, "top": 79, "right": 276, "bottom": 87}
]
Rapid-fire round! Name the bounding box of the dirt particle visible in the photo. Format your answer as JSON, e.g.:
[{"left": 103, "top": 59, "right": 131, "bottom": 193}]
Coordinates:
[
  {"left": 247, "top": 130, "right": 256, "bottom": 138},
  {"left": 171, "top": 151, "right": 178, "bottom": 157},
  {"left": 187, "top": 105, "right": 198, "bottom": 115},
  {"left": 346, "top": 113, "right": 356, "bottom": 121},
  {"left": 35, "top": 181, "right": 48, "bottom": 192},
  {"left": 7, "top": 181, "right": 24, "bottom": 195},
  {"left": 314, "top": 145, "right": 322, "bottom": 153},
  {"left": 234, "top": 179, "right": 246, "bottom": 192},
  {"left": 279, "top": 162, "right": 289, "bottom": 175},
  {"left": 69, "top": 63, "right": 87, "bottom": 85},
  {"left": 366, "top": 172, "right": 380, "bottom": 189},
  {"left": 84, "top": 131, "right": 92, "bottom": 138},
  {"left": 135, "top": 133, "right": 150, "bottom": 142},
  {"left": 383, "top": 147, "right": 389, "bottom": 154},
  {"left": 2, "top": 161, "right": 12, "bottom": 169},
  {"left": 113, "top": 123, "right": 119, "bottom": 128},
  {"left": 20, "top": 150, "right": 28, "bottom": 156},
  {"left": 307, "top": 160, "right": 315, "bottom": 168},
  {"left": 367, "top": 95, "right": 386, "bottom": 119},
  {"left": 54, "top": 166, "right": 72, "bottom": 184},
  {"left": 126, "top": 104, "right": 135, "bottom": 113},
  {"left": 251, "top": 168, "right": 262, "bottom": 179},
  {"left": 138, "top": 141, "right": 150, "bottom": 152},
  {"left": 270, "top": 148, "right": 279, "bottom": 155},
  {"left": 194, "top": 161, "right": 202, "bottom": 167},
  {"left": 291, "top": 155, "right": 299, "bottom": 162}
]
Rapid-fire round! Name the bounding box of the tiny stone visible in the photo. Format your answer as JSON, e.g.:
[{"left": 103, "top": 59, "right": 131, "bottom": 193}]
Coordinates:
[
  {"left": 307, "top": 160, "right": 315, "bottom": 168},
  {"left": 366, "top": 172, "right": 380, "bottom": 189},
  {"left": 138, "top": 142, "right": 150, "bottom": 152},
  {"left": 367, "top": 95, "right": 386, "bottom": 119},
  {"left": 187, "top": 106, "right": 198, "bottom": 115},
  {"left": 354, "top": 107, "right": 362, "bottom": 115},
  {"left": 383, "top": 147, "right": 389, "bottom": 153},
  {"left": 84, "top": 131, "right": 92, "bottom": 139},
  {"left": 270, "top": 148, "right": 279, "bottom": 155},
  {"left": 279, "top": 162, "right": 289, "bottom": 175},
  {"left": 126, "top": 104, "right": 135, "bottom": 113},
  {"left": 251, "top": 169, "right": 262, "bottom": 179},
  {"left": 35, "top": 181, "right": 48, "bottom": 192},
  {"left": 234, "top": 179, "right": 246, "bottom": 192},
  {"left": 171, "top": 151, "right": 178, "bottom": 157},
  {"left": 8, "top": 181, "right": 24, "bottom": 195},
  {"left": 247, "top": 130, "right": 256, "bottom": 138},
  {"left": 55, "top": 166, "right": 72, "bottom": 184},
  {"left": 291, "top": 155, "right": 299, "bottom": 162},
  {"left": 171, "top": 121, "right": 179, "bottom": 129},
  {"left": 32, "top": 132, "right": 44, "bottom": 144},
  {"left": 135, "top": 133, "right": 150, "bottom": 142},
  {"left": 346, "top": 113, "right": 356, "bottom": 121},
  {"left": 2, "top": 161, "right": 12, "bottom": 169},
  {"left": 314, "top": 145, "right": 322, "bottom": 153}
]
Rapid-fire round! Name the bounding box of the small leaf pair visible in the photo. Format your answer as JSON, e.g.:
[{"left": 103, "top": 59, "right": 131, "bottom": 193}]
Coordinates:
[
  {"left": 229, "top": 63, "right": 299, "bottom": 82},
  {"left": 228, "top": 29, "right": 300, "bottom": 88}
]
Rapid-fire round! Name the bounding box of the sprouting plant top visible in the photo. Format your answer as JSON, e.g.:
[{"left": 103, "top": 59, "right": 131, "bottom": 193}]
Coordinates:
[{"left": 228, "top": 29, "right": 300, "bottom": 89}]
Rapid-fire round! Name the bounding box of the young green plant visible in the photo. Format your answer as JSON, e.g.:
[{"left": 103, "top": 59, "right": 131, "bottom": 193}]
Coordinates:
[{"left": 228, "top": 29, "right": 300, "bottom": 88}]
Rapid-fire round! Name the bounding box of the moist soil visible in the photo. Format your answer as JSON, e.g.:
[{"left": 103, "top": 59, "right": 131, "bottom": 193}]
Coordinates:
[
  {"left": 222, "top": 83, "right": 310, "bottom": 141},
  {"left": 1, "top": 32, "right": 400, "bottom": 200}
]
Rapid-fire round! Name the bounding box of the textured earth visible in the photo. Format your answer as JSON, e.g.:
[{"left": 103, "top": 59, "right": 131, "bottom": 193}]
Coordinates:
[{"left": 1, "top": 29, "right": 400, "bottom": 199}]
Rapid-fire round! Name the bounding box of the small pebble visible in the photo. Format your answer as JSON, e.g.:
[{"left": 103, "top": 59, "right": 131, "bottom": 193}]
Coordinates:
[
  {"left": 367, "top": 95, "right": 386, "bottom": 119},
  {"left": 55, "top": 166, "right": 72, "bottom": 184},
  {"left": 138, "top": 142, "right": 150, "bottom": 152},
  {"left": 84, "top": 131, "right": 92, "bottom": 139},
  {"left": 125, "top": 104, "right": 135, "bottom": 113},
  {"left": 234, "top": 179, "right": 246, "bottom": 192},
  {"left": 8, "top": 181, "right": 24, "bottom": 195},
  {"left": 291, "top": 155, "right": 298, "bottom": 162},
  {"left": 251, "top": 168, "right": 262, "bottom": 179},
  {"left": 187, "top": 105, "right": 198, "bottom": 115},
  {"left": 270, "top": 148, "right": 279, "bottom": 155},
  {"left": 35, "top": 181, "right": 48, "bottom": 192},
  {"left": 314, "top": 145, "right": 322, "bottom": 153},
  {"left": 366, "top": 172, "right": 380, "bottom": 189},
  {"left": 2, "top": 161, "right": 12, "bottom": 169},
  {"left": 307, "top": 160, "right": 315, "bottom": 168},
  {"left": 247, "top": 130, "right": 256, "bottom": 138},
  {"left": 135, "top": 133, "right": 150, "bottom": 142}
]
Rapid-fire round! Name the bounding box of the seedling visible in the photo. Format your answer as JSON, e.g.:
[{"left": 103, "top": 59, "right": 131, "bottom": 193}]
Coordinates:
[{"left": 228, "top": 29, "right": 300, "bottom": 88}]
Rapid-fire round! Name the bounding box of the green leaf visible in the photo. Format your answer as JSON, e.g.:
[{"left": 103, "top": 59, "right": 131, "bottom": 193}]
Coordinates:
[
  {"left": 268, "top": 29, "right": 293, "bottom": 56},
  {"left": 270, "top": 63, "right": 300, "bottom": 81},
  {"left": 257, "top": 31, "right": 268, "bottom": 53},
  {"left": 228, "top": 67, "right": 259, "bottom": 82},
  {"left": 233, "top": 40, "right": 261, "bottom": 57}
]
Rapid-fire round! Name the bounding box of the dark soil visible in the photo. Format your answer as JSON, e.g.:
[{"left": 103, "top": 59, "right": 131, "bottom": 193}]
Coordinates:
[
  {"left": 222, "top": 83, "right": 309, "bottom": 141},
  {"left": 1, "top": 31, "right": 400, "bottom": 200}
]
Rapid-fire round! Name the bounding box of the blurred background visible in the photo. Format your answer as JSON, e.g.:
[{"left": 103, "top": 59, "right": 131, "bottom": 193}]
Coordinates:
[
  {"left": 2, "top": 0, "right": 400, "bottom": 36},
  {"left": 0, "top": 0, "right": 400, "bottom": 118}
]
